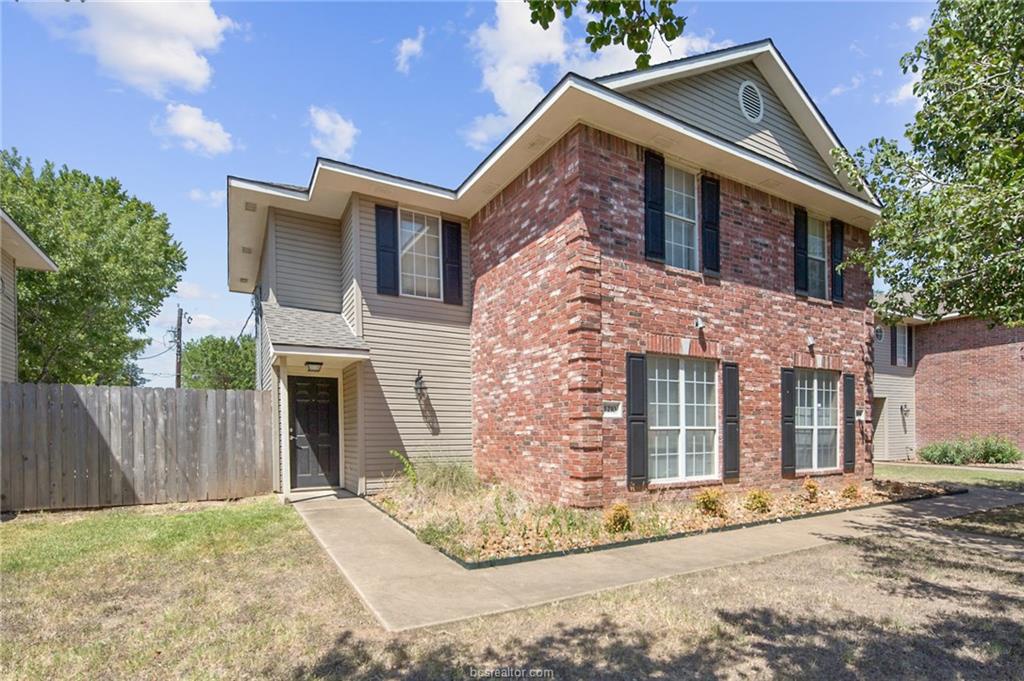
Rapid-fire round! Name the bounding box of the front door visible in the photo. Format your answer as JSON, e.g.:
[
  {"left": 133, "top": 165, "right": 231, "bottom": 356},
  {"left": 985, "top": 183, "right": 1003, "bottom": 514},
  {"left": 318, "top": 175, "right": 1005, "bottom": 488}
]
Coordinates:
[{"left": 289, "top": 376, "right": 339, "bottom": 489}]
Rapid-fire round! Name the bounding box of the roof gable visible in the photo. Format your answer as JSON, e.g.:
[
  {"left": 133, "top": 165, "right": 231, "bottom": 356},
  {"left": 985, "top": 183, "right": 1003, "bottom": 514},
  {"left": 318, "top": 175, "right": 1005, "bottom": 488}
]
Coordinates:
[
  {"left": 598, "top": 40, "right": 872, "bottom": 202},
  {"left": 626, "top": 61, "right": 840, "bottom": 189}
]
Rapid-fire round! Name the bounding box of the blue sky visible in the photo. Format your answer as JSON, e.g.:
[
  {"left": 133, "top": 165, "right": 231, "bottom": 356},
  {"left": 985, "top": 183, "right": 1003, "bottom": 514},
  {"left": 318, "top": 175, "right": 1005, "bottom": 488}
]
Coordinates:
[{"left": 2, "top": 1, "right": 931, "bottom": 386}]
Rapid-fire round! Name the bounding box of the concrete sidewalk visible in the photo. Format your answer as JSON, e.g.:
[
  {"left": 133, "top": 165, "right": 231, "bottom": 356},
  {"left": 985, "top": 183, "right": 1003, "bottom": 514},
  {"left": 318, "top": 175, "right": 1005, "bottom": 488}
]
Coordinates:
[{"left": 292, "top": 487, "right": 1024, "bottom": 632}]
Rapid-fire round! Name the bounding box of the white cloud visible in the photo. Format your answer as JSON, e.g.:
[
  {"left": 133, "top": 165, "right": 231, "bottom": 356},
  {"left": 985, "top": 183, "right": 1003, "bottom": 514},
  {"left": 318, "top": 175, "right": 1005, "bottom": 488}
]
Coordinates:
[
  {"left": 464, "top": 2, "right": 731, "bottom": 150},
  {"left": 396, "top": 27, "right": 426, "bottom": 74},
  {"left": 829, "top": 73, "right": 864, "bottom": 97},
  {"left": 157, "top": 103, "right": 234, "bottom": 155},
  {"left": 29, "top": 0, "right": 236, "bottom": 99},
  {"left": 175, "top": 281, "right": 219, "bottom": 301},
  {"left": 907, "top": 16, "right": 928, "bottom": 32},
  {"left": 849, "top": 41, "right": 866, "bottom": 57},
  {"left": 187, "top": 188, "right": 226, "bottom": 207},
  {"left": 871, "top": 67, "right": 884, "bottom": 78},
  {"left": 308, "top": 106, "right": 359, "bottom": 160},
  {"left": 886, "top": 72, "right": 923, "bottom": 109}
]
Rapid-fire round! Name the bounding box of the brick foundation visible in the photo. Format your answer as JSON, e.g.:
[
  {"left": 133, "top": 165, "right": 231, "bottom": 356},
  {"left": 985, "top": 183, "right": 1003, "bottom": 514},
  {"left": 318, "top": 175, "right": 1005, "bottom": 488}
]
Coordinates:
[
  {"left": 471, "top": 125, "right": 875, "bottom": 507},
  {"left": 915, "top": 319, "right": 1024, "bottom": 449}
]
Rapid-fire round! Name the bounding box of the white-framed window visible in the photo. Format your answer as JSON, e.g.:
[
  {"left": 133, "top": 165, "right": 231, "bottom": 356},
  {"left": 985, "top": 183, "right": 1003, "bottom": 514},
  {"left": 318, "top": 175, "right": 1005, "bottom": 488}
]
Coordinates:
[
  {"left": 807, "top": 217, "right": 828, "bottom": 299},
  {"left": 664, "top": 165, "right": 698, "bottom": 271},
  {"left": 895, "top": 325, "right": 909, "bottom": 367},
  {"left": 795, "top": 369, "right": 838, "bottom": 471},
  {"left": 399, "top": 209, "right": 442, "bottom": 300},
  {"left": 647, "top": 356, "right": 718, "bottom": 481}
]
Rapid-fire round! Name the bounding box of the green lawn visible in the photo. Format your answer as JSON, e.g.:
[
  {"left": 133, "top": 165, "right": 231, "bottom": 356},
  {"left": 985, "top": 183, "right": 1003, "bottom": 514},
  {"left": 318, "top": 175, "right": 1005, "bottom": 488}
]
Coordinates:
[
  {"left": 3, "top": 495, "right": 1023, "bottom": 679},
  {"left": 875, "top": 462, "right": 1024, "bottom": 491}
]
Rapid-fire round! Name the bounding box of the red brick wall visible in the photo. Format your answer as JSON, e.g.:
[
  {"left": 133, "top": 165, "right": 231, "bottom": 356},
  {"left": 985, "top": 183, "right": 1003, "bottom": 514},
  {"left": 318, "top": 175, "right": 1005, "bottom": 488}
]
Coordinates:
[
  {"left": 470, "top": 125, "right": 876, "bottom": 506},
  {"left": 914, "top": 319, "right": 1024, "bottom": 449}
]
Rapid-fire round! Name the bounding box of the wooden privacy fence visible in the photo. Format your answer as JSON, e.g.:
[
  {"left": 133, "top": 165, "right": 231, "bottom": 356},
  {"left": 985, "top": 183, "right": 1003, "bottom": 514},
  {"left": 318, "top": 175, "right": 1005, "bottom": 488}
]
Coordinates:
[{"left": 1, "top": 384, "right": 274, "bottom": 512}]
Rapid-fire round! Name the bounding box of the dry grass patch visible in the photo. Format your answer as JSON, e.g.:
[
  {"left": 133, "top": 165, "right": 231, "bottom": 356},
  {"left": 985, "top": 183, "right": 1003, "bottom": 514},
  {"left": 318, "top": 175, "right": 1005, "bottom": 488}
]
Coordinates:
[
  {"left": 940, "top": 503, "right": 1024, "bottom": 541},
  {"left": 3, "top": 491, "right": 1022, "bottom": 679},
  {"left": 375, "top": 463, "right": 947, "bottom": 562}
]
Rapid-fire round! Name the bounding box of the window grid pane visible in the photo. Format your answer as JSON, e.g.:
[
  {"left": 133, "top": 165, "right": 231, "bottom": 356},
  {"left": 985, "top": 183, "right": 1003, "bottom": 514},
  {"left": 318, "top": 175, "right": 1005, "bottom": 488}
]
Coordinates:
[
  {"left": 399, "top": 210, "right": 442, "bottom": 299},
  {"left": 647, "top": 356, "right": 717, "bottom": 481},
  {"left": 664, "top": 166, "right": 698, "bottom": 271},
  {"left": 796, "top": 369, "right": 840, "bottom": 471}
]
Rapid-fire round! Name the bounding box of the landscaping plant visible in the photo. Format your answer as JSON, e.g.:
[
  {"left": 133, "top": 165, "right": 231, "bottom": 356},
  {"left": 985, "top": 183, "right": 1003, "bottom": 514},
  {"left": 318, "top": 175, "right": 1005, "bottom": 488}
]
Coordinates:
[
  {"left": 918, "top": 437, "right": 1022, "bottom": 465},
  {"left": 603, "top": 503, "right": 635, "bottom": 534},
  {"left": 694, "top": 489, "right": 727, "bottom": 518},
  {"left": 743, "top": 489, "right": 773, "bottom": 514},
  {"left": 802, "top": 477, "right": 820, "bottom": 504}
]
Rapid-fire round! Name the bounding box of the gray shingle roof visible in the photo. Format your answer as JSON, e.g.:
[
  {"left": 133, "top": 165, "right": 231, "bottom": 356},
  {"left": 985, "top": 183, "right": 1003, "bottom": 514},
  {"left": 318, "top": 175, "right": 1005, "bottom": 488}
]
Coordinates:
[{"left": 262, "top": 302, "right": 368, "bottom": 351}]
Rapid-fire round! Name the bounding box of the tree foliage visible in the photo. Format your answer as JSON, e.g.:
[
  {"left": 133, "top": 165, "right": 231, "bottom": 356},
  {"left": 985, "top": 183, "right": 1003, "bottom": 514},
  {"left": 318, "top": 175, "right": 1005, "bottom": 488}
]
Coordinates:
[
  {"left": 1, "top": 149, "right": 187, "bottom": 383},
  {"left": 834, "top": 0, "right": 1024, "bottom": 327},
  {"left": 526, "top": 0, "right": 687, "bottom": 69},
  {"left": 181, "top": 335, "right": 255, "bottom": 390}
]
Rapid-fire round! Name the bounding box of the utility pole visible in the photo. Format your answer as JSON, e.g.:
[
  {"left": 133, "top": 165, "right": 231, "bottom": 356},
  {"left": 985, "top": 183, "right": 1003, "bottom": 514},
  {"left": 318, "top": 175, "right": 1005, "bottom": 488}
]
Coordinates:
[{"left": 175, "top": 306, "right": 184, "bottom": 388}]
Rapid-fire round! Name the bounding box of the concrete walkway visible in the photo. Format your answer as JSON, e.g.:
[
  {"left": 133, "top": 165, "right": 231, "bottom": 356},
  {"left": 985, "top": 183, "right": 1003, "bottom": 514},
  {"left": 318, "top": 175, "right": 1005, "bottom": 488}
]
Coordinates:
[{"left": 292, "top": 487, "right": 1024, "bottom": 632}]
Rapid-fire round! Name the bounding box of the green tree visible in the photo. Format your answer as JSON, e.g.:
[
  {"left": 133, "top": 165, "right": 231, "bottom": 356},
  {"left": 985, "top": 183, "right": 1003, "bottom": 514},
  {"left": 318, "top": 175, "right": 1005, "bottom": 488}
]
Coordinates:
[
  {"left": 1, "top": 149, "right": 187, "bottom": 383},
  {"left": 834, "top": 0, "right": 1024, "bottom": 327},
  {"left": 181, "top": 335, "right": 255, "bottom": 390},
  {"left": 526, "top": 0, "right": 686, "bottom": 69}
]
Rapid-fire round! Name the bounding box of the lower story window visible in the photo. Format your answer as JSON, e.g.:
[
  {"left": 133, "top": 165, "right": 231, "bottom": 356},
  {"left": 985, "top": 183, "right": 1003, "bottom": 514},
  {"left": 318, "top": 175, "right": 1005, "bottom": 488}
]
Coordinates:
[
  {"left": 647, "top": 356, "right": 718, "bottom": 481},
  {"left": 795, "top": 369, "right": 838, "bottom": 470}
]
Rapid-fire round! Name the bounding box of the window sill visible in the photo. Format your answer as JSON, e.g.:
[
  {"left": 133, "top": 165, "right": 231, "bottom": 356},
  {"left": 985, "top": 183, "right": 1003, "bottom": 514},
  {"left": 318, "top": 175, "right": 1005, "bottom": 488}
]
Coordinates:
[
  {"left": 794, "top": 467, "right": 844, "bottom": 478},
  {"left": 647, "top": 476, "right": 722, "bottom": 490},
  {"left": 794, "top": 294, "right": 835, "bottom": 307},
  {"left": 661, "top": 263, "right": 707, "bottom": 282}
]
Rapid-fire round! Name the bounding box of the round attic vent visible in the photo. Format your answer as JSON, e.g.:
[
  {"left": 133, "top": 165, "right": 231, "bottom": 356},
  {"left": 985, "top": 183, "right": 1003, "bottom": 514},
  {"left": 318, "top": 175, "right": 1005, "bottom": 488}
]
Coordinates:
[{"left": 738, "top": 80, "right": 764, "bottom": 123}]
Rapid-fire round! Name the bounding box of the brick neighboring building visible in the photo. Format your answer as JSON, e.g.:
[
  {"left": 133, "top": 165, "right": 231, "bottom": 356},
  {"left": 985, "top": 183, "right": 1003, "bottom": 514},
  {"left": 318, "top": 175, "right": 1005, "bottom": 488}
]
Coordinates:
[
  {"left": 915, "top": 319, "right": 1023, "bottom": 449},
  {"left": 227, "top": 40, "right": 886, "bottom": 503},
  {"left": 873, "top": 315, "right": 1023, "bottom": 460}
]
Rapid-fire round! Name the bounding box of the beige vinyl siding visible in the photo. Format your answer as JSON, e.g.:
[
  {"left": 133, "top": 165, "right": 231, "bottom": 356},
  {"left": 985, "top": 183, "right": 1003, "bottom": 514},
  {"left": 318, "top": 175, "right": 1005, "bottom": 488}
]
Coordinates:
[
  {"left": 343, "top": 363, "right": 361, "bottom": 493},
  {"left": 873, "top": 325, "right": 917, "bottom": 460},
  {"left": 355, "top": 195, "right": 473, "bottom": 492},
  {"left": 272, "top": 208, "right": 343, "bottom": 313},
  {"left": 1, "top": 252, "right": 17, "bottom": 382},
  {"left": 340, "top": 200, "right": 361, "bottom": 333},
  {"left": 628, "top": 61, "right": 841, "bottom": 189}
]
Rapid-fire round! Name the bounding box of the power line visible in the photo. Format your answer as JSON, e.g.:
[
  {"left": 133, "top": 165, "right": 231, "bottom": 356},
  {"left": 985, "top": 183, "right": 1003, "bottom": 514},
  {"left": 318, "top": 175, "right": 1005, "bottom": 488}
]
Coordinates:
[{"left": 136, "top": 345, "right": 174, "bottom": 361}]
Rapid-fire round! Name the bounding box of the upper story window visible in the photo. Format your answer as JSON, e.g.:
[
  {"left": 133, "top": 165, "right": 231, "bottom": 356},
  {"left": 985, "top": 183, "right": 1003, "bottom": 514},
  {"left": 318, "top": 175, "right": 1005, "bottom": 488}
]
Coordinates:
[
  {"left": 795, "top": 369, "right": 838, "bottom": 470},
  {"left": 895, "top": 325, "right": 909, "bottom": 367},
  {"left": 664, "top": 165, "right": 698, "bottom": 271},
  {"left": 807, "top": 217, "right": 828, "bottom": 299},
  {"left": 647, "top": 356, "right": 718, "bottom": 481},
  {"left": 399, "top": 209, "right": 442, "bottom": 300}
]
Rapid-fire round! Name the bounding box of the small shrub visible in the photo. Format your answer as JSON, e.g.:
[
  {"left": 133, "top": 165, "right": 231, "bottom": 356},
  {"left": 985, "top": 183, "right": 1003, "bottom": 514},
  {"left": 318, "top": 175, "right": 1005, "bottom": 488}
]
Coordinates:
[
  {"left": 388, "top": 449, "right": 417, "bottom": 485},
  {"left": 802, "top": 477, "right": 820, "bottom": 504},
  {"left": 744, "top": 489, "right": 773, "bottom": 514},
  {"left": 694, "top": 489, "right": 727, "bottom": 518},
  {"left": 416, "top": 518, "right": 465, "bottom": 554},
  {"left": 417, "top": 462, "right": 478, "bottom": 496},
  {"left": 603, "top": 503, "right": 634, "bottom": 534},
  {"left": 919, "top": 437, "right": 1023, "bottom": 465},
  {"left": 841, "top": 484, "right": 860, "bottom": 501}
]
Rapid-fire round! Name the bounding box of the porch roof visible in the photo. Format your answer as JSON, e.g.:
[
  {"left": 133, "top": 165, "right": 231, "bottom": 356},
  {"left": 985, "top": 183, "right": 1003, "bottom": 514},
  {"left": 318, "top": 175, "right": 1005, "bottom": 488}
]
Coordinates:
[{"left": 263, "top": 302, "right": 368, "bottom": 356}]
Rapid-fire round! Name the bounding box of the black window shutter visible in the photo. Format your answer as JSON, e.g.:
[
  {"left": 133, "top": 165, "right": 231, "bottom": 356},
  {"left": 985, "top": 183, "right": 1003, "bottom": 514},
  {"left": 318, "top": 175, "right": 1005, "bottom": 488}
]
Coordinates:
[
  {"left": 794, "top": 208, "right": 809, "bottom": 294},
  {"left": 890, "top": 326, "right": 898, "bottom": 366},
  {"left": 375, "top": 205, "right": 399, "bottom": 296},
  {"left": 830, "top": 219, "right": 844, "bottom": 302},
  {"left": 722, "top": 362, "right": 740, "bottom": 480},
  {"left": 644, "top": 150, "right": 665, "bottom": 262},
  {"left": 843, "top": 373, "right": 856, "bottom": 472},
  {"left": 780, "top": 368, "right": 796, "bottom": 477},
  {"left": 441, "top": 220, "right": 463, "bottom": 305},
  {"left": 701, "top": 176, "right": 721, "bottom": 275},
  {"left": 626, "top": 353, "right": 648, "bottom": 487},
  {"left": 906, "top": 326, "right": 914, "bottom": 367}
]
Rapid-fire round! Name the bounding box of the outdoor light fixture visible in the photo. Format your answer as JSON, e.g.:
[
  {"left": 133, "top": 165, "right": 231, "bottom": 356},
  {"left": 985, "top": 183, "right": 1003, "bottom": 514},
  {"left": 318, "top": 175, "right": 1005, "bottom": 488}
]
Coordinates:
[
  {"left": 304, "top": 361, "right": 323, "bottom": 373},
  {"left": 414, "top": 370, "right": 427, "bottom": 397},
  {"left": 694, "top": 317, "right": 705, "bottom": 330},
  {"left": 806, "top": 335, "right": 816, "bottom": 349},
  {"left": 900, "top": 403, "right": 910, "bottom": 417}
]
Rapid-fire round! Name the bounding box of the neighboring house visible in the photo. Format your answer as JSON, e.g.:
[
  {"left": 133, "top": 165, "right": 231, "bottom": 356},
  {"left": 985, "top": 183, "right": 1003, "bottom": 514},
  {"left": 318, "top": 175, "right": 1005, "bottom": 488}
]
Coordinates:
[
  {"left": 226, "top": 40, "right": 883, "bottom": 505},
  {"left": 0, "top": 208, "right": 58, "bottom": 383},
  {"left": 873, "top": 314, "right": 1023, "bottom": 460}
]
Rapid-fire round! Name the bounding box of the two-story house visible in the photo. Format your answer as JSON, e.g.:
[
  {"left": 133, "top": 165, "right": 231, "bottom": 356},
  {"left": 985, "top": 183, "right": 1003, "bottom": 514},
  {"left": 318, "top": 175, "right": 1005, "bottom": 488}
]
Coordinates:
[{"left": 226, "top": 40, "right": 881, "bottom": 506}]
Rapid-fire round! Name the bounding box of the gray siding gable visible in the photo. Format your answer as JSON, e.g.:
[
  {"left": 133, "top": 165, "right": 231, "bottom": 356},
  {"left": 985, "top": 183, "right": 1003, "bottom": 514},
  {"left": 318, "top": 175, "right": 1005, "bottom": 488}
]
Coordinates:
[{"left": 627, "top": 61, "right": 841, "bottom": 189}]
